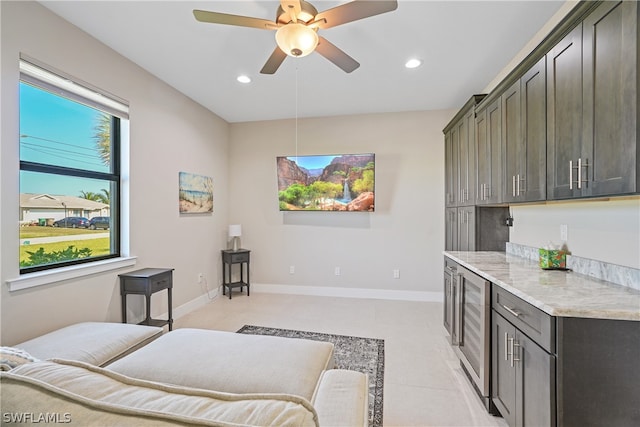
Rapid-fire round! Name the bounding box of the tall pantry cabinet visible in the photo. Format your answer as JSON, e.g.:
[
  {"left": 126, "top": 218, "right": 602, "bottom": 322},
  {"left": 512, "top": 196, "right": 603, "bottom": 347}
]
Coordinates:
[{"left": 444, "top": 95, "right": 509, "bottom": 252}]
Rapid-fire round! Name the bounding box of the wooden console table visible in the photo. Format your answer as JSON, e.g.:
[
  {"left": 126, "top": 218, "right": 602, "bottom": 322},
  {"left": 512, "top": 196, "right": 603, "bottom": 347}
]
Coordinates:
[
  {"left": 221, "top": 249, "right": 250, "bottom": 299},
  {"left": 119, "top": 268, "right": 174, "bottom": 330}
]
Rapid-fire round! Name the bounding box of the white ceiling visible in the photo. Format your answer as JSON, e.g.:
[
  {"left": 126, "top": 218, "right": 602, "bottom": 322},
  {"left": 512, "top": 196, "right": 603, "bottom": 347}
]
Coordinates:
[{"left": 40, "top": 1, "right": 566, "bottom": 123}]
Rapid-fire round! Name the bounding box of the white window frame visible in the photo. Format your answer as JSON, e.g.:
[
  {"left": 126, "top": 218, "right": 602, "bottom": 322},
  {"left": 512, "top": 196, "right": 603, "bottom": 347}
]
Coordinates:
[{"left": 7, "top": 56, "right": 135, "bottom": 291}]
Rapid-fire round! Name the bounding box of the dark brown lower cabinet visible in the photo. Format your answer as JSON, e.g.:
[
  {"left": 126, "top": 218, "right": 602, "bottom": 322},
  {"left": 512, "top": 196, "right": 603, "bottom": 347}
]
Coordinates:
[
  {"left": 492, "top": 285, "right": 640, "bottom": 427},
  {"left": 492, "top": 311, "right": 555, "bottom": 427}
]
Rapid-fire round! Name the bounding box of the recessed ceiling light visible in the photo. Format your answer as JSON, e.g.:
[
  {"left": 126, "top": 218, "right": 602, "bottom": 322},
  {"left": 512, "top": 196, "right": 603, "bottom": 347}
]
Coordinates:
[
  {"left": 405, "top": 58, "right": 422, "bottom": 69},
  {"left": 237, "top": 75, "right": 251, "bottom": 83}
]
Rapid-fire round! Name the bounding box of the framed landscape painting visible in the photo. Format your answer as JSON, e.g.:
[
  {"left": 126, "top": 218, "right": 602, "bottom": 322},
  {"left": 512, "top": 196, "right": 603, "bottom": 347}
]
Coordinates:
[{"left": 179, "top": 172, "right": 213, "bottom": 214}]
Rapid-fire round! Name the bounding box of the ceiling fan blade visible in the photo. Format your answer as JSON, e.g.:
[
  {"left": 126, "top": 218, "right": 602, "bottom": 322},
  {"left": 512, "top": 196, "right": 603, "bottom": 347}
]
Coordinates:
[
  {"left": 315, "top": 36, "right": 360, "bottom": 73},
  {"left": 260, "top": 47, "right": 288, "bottom": 74},
  {"left": 193, "top": 9, "right": 277, "bottom": 30},
  {"left": 315, "top": 0, "right": 398, "bottom": 29},
  {"left": 280, "top": 0, "right": 302, "bottom": 23}
]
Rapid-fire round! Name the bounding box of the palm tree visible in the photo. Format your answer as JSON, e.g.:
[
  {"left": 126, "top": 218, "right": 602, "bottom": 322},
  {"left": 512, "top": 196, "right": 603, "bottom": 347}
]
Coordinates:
[
  {"left": 94, "top": 113, "right": 111, "bottom": 165},
  {"left": 79, "top": 191, "right": 100, "bottom": 201},
  {"left": 97, "top": 188, "right": 110, "bottom": 204},
  {"left": 79, "top": 189, "right": 110, "bottom": 205}
]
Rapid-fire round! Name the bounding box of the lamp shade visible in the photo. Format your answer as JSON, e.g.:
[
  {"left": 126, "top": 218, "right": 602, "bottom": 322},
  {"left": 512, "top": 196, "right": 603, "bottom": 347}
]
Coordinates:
[
  {"left": 228, "top": 224, "right": 242, "bottom": 237},
  {"left": 275, "top": 23, "right": 319, "bottom": 58}
]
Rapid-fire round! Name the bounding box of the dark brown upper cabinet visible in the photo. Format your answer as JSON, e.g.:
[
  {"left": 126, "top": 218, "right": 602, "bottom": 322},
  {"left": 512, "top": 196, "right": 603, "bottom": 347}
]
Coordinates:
[
  {"left": 476, "top": 99, "right": 503, "bottom": 205},
  {"left": 548, "top": 1, "right": 638, "bottom": 199},
  {"left": 444, "top": 95, "right": 485, "bottom": 208},
  {"left": 444, "top": 129, "right": 458, "bottom": 208},
  {"left": 583, "top": 0, "right": 638, "bottom": 197},
  {"left": 503, "top": 57, "right": 547, "bottom": 203},
  {"left": 546, "top": 24, "right": 584, "bottom": 200}
]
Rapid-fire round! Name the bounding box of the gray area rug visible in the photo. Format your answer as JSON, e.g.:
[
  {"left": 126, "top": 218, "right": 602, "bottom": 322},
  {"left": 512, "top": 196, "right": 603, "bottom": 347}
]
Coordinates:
[{"left": 237, "top": 325, "right": 384, "bottom": 427}]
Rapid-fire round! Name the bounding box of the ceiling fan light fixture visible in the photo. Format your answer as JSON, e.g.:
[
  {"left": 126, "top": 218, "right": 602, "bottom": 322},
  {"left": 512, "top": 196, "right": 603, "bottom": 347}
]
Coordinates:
[{"left": 275, "top": 23, "right": 318, "bottom": 58}]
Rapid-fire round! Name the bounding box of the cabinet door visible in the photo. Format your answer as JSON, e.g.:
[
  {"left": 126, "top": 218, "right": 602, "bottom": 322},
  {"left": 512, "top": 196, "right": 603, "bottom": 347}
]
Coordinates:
[
  {"left": 583, "top": 0, "right": 638, "bottom": 196},
  {"left": 476, "top": 108, "right": 489, "bottom": 204},
  {"left": 457, "top": 206, "right": 476, "bottom": 251},
  {"left": 487, "top": 100, "right": 503, "bottom": 204},
  {"left": 445, "top": 207, "right": 458, "bottom": 251},
  {"left": 521, "top": 57, "right": 547, "bottom": 202},
  {"left": 517, "top": 330, "right": 556, "bottom": 427},
  {"left": 502, "top": 80, "right": 521, "bottom": 203},
  {"left": 476, "top": 100, "right": 502, "bottom": 204},
  {"left": 459, "top": 110, "right": 476, "bottom": 206},
  {"left": 443, "top": 267, "right": 453, "bottom": 336},
  {"left": 547, "top": 25, "right": 583, "bottom": 200},
  {"left": 492, "top": 311, "right": 517, "bottom": 427},
  {"left": 445, "top": 129, "right": 458, "bottom": 207}
]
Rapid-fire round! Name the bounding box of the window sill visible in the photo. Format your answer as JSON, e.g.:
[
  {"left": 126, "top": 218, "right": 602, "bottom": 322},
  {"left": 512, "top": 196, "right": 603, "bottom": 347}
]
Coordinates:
[{"left": 6, "top": 256, "right": 137, "bottom": 292}]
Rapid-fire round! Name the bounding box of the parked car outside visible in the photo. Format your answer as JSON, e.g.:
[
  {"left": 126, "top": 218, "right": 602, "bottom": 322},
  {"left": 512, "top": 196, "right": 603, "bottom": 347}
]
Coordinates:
[
  {"left": 89, "top": 216, "right": 110, "bottom": 230},
  {"left": 52, "top": 217, "right": 90, "bottom": 228}
]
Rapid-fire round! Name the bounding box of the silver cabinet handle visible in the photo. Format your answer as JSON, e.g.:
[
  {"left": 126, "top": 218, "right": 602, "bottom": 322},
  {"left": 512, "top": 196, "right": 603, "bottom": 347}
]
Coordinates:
[
  {"left": 508, "top": 336, "right": 515, "bottom": 367},
  {"left": 516, "top": 174, "right": 520, "bottom": 196},
  {"left": 504, "top": 332, "right": 509, "bottom": 361},
  {"left": 569, "top": 160, "right": 573, "bottom": 190},
  {"left": 512, "top": 175, "right": 516, "bottom": 197},
  {"left": 502, "top": 304, "right": 520, "bottom": 318},
  {"left": 577, "top": 157, "right": 582, "bottom": 189},
  {"left": 513, "top": 340, "right": 520, "bottom": 364},
  {"left": 580, "top": 157, "right": 589, "bottom": 189}
]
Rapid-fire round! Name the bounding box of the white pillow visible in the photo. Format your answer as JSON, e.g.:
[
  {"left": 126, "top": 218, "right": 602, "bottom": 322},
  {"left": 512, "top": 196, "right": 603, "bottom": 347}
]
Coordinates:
[{"left": 0, "top": 346, "right": 39, "bottom": 371}]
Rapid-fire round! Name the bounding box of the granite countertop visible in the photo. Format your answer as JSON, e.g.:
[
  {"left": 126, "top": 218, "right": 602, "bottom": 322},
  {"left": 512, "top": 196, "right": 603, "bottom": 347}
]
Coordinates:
[{"left": 444, "top": 251, "right": 640, "bottom": 321}]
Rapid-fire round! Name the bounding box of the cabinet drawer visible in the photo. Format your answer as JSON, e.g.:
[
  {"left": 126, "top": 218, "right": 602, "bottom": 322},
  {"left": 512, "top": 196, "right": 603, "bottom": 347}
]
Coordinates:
[
  {"left": 492, "top": 286, "right": 555, "bottom": 353},
  {"left": 230, "top": 252, "right": 249, "bottom": 263},
  {"left": 444, "top": 258, "right": 458, "bottom": 272},
  {"left": 150, "top": 272, "right": 172, "bottom": 292}
]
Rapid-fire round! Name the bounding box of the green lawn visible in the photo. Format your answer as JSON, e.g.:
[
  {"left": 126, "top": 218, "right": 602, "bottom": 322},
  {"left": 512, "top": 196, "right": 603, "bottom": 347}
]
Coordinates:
[{"left": 19, "top": 226, "right": 111, "bottom": 265}]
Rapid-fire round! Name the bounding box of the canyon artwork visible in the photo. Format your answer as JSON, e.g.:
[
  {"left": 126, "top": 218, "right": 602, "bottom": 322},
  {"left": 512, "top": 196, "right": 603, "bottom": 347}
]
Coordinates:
[{"left": 276, "top": 154, "right": 375, "bottom": 212}]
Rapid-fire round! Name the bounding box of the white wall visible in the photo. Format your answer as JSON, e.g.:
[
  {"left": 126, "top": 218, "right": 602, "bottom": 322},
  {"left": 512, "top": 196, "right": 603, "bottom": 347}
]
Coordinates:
[
  {"left": 510, "top": 199, "right": 640, "bottom": 269},
  {"left": 228, "top": 110, "right": 454, "bottom": 299},
  {"left": 1, "top": 1, "right": 230, "bottom": 345}
]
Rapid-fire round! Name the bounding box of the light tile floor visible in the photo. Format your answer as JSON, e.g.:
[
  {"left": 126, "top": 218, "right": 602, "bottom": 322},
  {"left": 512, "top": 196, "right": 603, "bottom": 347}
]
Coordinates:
[{"left": 175, "top": 292, "right": 508, "bottom": 427}]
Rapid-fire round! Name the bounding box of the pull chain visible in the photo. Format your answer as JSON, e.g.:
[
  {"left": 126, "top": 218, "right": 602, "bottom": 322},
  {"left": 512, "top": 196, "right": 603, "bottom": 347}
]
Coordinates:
[{"left": 295, "top": 65, "right": 299, "bottom": 163}]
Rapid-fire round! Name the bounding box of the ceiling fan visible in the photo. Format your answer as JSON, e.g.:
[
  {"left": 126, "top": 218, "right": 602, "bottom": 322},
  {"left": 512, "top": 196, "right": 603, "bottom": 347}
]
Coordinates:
[{"left": 193, "top": 0, "right": 398, "bottom": 74}]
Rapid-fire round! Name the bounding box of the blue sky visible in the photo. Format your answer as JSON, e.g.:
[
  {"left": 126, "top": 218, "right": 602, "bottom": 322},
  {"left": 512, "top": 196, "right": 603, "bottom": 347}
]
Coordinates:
[
  {"left": 286, "top": 155, "right": 340, "bottom": 170},
  {"left": 20, "top": 82, "right": 109, "bottom": 196}
]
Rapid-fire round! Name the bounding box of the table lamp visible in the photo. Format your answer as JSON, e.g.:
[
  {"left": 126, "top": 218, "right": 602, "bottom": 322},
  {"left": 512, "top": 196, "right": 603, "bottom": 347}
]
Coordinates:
[{"left": 228, "top": 224, "right": 242, "bottom": 251}]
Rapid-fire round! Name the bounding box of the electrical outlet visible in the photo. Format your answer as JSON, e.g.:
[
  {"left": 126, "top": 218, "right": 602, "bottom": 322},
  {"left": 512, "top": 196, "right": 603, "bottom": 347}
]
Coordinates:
[
  {"left": 197, "top": 273, "right": 204, "bottom": 284},
  {"left": 560, "top": 224, "right": 568, "bottom": 241},
  {"left": 334, "top": 267, "right": 341, "bottom": 276},
  {"left": 393, "top": 269, "right": 400, "bottom": 279},
  {"left": 289, "top": 266, "right": 295, "bottom": 274}
]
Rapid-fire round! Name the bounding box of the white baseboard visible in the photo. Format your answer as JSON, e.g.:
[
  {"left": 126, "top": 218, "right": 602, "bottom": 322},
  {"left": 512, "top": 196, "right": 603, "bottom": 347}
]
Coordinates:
[
  {"left": 251, "top": 283, "right": 443, "bottom": 302},
  {"left": 165, "top": 288, "right": 219, "bottom": 321},
  {"left": 166, "top": 284, "right": 442, "bottom": 322}
]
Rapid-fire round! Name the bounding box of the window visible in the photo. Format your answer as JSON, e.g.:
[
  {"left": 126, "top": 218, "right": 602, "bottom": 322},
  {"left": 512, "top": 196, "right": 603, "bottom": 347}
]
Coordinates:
[{"left": 19, "top": 57, "right": 129, "bottom": 274}]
